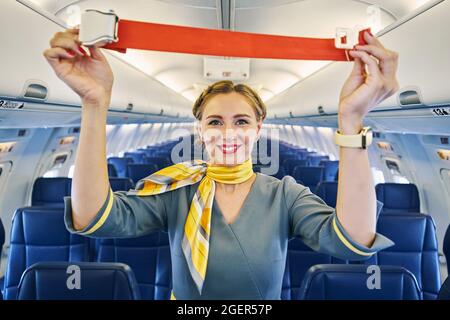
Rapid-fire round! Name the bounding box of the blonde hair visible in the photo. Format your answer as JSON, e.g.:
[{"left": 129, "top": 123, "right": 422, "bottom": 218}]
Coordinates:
[{"left": 192, "top": 80, "right": 266, "bottom": 121}]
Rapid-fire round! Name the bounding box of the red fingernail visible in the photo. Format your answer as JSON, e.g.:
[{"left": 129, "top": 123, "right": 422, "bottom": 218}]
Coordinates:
[
  {"left": 77, "top": 45, "right": 87, "bottom": 55},
  {"left": 66, "top": 49, "right": 76, "bottom": 56}
]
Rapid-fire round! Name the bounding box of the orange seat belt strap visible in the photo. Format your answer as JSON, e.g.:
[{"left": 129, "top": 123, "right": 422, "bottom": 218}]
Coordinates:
[{"left": 103, "top": 20, "right": 370, "bottom": 61}]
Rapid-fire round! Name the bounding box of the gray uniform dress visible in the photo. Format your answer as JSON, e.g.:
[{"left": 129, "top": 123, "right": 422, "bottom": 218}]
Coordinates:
[{"left": 64, "top": 173, "right": 394, "bottom": 300}]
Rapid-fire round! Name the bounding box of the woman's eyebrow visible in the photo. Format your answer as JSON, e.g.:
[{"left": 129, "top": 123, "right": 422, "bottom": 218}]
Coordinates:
[
  {"left": 205, "top": 115, "right": 223, "bottom": 120},
  {"left": 233, "top": 114, "right": 251, "bottom": 118},
  {"left": 205, "top": 114, "right": 251, "bottom": 119}
]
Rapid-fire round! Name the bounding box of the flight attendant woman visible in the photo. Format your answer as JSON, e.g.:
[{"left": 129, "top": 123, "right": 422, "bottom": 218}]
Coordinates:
[{"left": 43, "top": 29, "right": 399, "bottom": 299}]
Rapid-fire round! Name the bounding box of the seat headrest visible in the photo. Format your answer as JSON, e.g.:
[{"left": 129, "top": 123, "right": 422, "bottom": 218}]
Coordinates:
[
  {"left": 315, "top": 182, "right": 338, "bottom": 207},
  {"left": 109, "top": 178, "right": 134, "bottom": 192},
  {"left": 375, "top": 183, "right": 420, "bottom": 213},
  {"left": 299, "top": 264, "right": 422, "bottom": 300},
  {"left": 31, "top": 177, "right": 71, "bottom": 207},
  {"left": 17, "top": 262, "right": 140, "bottom": 300}
]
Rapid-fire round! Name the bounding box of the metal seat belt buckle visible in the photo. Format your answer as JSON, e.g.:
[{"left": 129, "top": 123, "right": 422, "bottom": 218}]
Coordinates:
[
  {"left": 334, "top": 27, "right": 359, "bottom": 49},
  {"left": 79, "top": 9, "right": 119, "bottom": 47}
]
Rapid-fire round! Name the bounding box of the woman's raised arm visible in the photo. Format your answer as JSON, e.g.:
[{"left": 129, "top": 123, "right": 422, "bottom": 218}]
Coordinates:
[{"left": 43, "top": 28, "right": 114, "bottom": 231}]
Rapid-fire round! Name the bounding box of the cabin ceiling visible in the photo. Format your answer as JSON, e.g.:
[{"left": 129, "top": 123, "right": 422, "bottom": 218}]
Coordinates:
[{"left": 29, "top": 0, "right": 432, "bottom": 106}]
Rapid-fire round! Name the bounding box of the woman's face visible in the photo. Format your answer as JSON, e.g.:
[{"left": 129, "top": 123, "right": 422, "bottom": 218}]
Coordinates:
[{"left": 197, "top": 92, "right": 262, "bottom": 166}]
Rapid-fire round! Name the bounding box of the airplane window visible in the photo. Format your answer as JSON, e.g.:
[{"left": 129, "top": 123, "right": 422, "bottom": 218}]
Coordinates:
[
  {"left": 385, "top": 159, "right": 400, "bottom": 171},
  {"left": 385, "top": 159, "right": 410, "bottom": 184},
  {"left": 440, "top": 169, "right": 450, "bottom": 198},
  {"left": 53, "top": 154, "right": 68, "bottom": 167}
]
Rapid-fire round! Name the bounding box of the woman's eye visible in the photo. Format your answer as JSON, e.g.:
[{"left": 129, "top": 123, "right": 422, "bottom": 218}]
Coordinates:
[
  {"left": 208, "top": 119, "right": 221, "bottom": 126},
  {"left": 236, "top": 119, "right": 249, "bottom": 125}
]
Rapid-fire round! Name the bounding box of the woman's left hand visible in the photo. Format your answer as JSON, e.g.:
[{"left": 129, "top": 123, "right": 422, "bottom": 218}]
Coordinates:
[{"left": 338, "top": 31, "right": 399, "bottom": 133}]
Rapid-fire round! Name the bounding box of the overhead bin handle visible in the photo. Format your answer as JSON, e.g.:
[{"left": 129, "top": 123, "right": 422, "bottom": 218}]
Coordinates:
[{"left": 79, "top": 9, "right": 119, "bottom": 47}]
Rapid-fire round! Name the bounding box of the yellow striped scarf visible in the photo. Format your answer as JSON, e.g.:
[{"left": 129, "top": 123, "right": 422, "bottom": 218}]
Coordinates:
[{"left": 127, "top": 158, "right": 254, "bottom": 295}]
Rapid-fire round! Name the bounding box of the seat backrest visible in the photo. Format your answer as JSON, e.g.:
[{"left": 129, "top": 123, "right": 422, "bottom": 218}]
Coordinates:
[
  {"left": 292, "top": 166, "right": 324, "bottom": 191},
  {"left": 95, "top": 231, "right": 172, "bottom": 300},
  {"left": 17, "top": 262, "right": 140, "bottom": 300},
  {"left": 107, "top": 157, "right": 134, "bottom": 178},
  {"left": 282, "top": 237, "right": 346, "bottom": 300},
  {"left": 297, "top": 151, "right": 313, "bottom": 160},
  {"left": 0, "top": 218, "right": 4, "bottom": 266},
  {"left": 375, "top": 183, "right": 420, "bottom": 214},
  {"left": 282, "top": 158, "right": 308, "bottom": 175},
  {"left": 123, "top": 152, "right": 147, "bottom": 164},
  {"left": 31, "top": 177, "right": 71, "bottom": 207},
  {"left": 109, "top": 177, "right": 134, "bottom": 192},
  {"left": 4, "top": 207, "right": 90, "bottom": 300},
  {"left": 315, "top": 182, "right": 338, "bottom": 207},
  {"left": 438, "top": 276, "right": 450, "bottom": 300},
  {"left": 299, "top": 264, "right": 422, "bottom": 300},
  {"left": 443, "top": 224, "right": 450, "bottom": 276},
  {"left": 307, "top": 155, "right": 329, "bottom": 166},
  {"left": 319, "top": 160, "right": 339, "bottom": 182},
  {"left": 360, "top": 213, "right": 441, "bottom": 300},
  {"left": 126, "top": 164, "right": 159, "bottom": 184},
  {"left": 145, "top": 157, "right": 171, "bottom": 170},
  {"left": 107, "top": 163, "right": 118, "bottom": 177},
  {"left": 253, "top": 165, "right": 286, "bottom": 180}
]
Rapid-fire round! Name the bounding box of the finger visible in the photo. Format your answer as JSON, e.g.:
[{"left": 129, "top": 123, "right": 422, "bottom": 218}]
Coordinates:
[
  {"left": 349, "top": 55, "right": 366, "bottom": 77},
  {"left": 364, "top": 31, "right": 386, "bottom": 50},
  {"left": 53, "top": 30, "right": 81, "bottom": 43},
  {"left": 49, "top": 36, "right": 84, "bottom": 56},
  {"left": 354, "top": 45, "right": 389, "bottom": 62},
  {"left": 354, "top": 45, "right": 398, "bottom": 78},
  {"left": 43, "top": 47, "right": 77, "bottom": 68},
  {"left": 88, "top": 46, "right": 106, "bottom": 61},
  {"left": 348, "top": 50, "right": 383, "bottom": 80},
  {"left": 66, "top": 28, "right": 79, "bottom": 34}
]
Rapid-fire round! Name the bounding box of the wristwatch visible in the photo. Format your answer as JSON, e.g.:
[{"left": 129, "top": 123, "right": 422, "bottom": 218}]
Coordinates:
[{"left": 334, "top": 126, "right": 373, "bottom": 149}]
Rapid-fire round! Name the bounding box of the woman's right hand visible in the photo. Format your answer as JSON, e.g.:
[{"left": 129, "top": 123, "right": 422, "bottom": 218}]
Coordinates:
[{"left": 43, "top": 28, "right": 114, "bottom": 108}]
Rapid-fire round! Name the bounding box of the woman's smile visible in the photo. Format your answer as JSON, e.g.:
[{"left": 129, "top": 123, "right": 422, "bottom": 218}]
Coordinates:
[{"left": 218, "top": 143, "right": 241, "bottom": 154}]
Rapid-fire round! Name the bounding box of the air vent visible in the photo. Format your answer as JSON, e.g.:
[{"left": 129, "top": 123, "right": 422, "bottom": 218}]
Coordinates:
[
  {"left": 399, "top": 89, "right": 422, "bottom": 106},
  {"left": 23, "top": 83, "right": 48, "bottom": 100}
]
